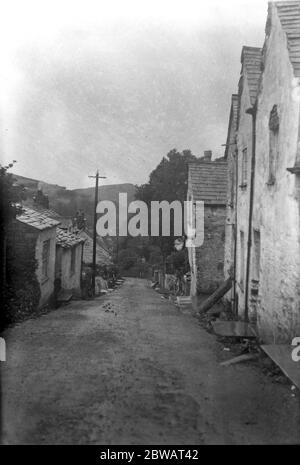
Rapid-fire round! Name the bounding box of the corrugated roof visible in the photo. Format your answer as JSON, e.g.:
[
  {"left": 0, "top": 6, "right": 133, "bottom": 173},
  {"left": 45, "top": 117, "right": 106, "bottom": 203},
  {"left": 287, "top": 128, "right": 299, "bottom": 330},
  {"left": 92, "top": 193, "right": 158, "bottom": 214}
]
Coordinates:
[
  {"left": 274, "top": 1, "right": 300, "bottom": 77},
  {"left": 17, "top": 207, "right": 60, "bottom": 231},
  {"left": 241, "top": 46, "right": 262, "bottom": 106},
  {"left": 188, "top": 162, "right": 228, "bottom": 204},
  {"left": 56, "top": 227, "right": 85, "bottom": 248},
  {"left": 224, "top": 94, "right": 239, "bottom": 159}
]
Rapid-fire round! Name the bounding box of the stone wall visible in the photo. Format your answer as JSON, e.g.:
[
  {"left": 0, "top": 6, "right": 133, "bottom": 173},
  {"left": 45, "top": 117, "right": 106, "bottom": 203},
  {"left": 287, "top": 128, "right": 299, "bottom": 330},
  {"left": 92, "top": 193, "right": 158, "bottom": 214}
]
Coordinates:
[
  {"left": 4, "top": 221, "right": 41, "bottom": 324},
  {"left": 195, "top": 205, "right": 226, "bottom": 294},
  {"left": 9, "top": 220, "right": 37, "bottom": 262}
]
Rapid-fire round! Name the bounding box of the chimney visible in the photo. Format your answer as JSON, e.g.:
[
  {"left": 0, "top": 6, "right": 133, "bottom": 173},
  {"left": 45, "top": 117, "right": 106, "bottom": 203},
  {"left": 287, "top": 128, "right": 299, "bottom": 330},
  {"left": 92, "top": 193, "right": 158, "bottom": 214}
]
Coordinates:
[
  {"left": 203, "top": 150, "right": 212, "bottom": 161},
  {"left": 33, "top": 186, "right": 49, "bottom": 209}
]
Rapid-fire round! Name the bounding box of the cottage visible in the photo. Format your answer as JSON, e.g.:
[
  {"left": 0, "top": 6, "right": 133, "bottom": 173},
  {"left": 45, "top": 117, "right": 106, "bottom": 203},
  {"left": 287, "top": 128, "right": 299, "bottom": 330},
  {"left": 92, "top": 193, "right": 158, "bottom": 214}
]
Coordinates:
[
  {"left": 187, "top": 155, "right": 227, "bottom": 296},
  {"left": 14, "top": 207, "right": 60, "bottom": 308},
  {"left": 224, "top": 1, "right": 300, "bottom": 343},
  {"left": 21, "top": 189, "right": 87, "bottom": 300},
  {"left": 250, "top": 1, "right": 300, "bottom": 342}
]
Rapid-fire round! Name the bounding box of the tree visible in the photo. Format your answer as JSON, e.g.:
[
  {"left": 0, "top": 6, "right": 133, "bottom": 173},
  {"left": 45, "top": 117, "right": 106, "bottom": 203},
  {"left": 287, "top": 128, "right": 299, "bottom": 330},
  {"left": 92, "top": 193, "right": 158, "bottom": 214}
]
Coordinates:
[
  {"left": 118, "top": 248, "right": 139, "bottom": 271},
  {"left": 0, "top": 162, "right": 24, "bottom": 227},
  {"left": 0, "top": 163, "right": 41, "bottom": 329},
  {"left": 135, "top": 148, "right": 198, "bottom": 259},
  {"left": 0, "top": 162, "right": 25, "bottom": 290}
]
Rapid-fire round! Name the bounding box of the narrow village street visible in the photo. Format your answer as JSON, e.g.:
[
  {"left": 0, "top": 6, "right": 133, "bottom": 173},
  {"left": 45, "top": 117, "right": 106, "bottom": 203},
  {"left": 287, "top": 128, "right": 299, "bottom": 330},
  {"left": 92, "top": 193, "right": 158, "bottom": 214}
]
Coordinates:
[{"left": 1, "top": 278, "right": 300, "bottom": 445}]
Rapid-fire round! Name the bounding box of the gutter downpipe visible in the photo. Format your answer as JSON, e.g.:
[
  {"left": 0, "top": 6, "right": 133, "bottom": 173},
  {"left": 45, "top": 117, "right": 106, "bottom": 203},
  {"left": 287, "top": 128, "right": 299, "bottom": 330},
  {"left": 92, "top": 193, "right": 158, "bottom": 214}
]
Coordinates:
[{"left": 244, "top": 102, "right": 257, "bottom": 322}]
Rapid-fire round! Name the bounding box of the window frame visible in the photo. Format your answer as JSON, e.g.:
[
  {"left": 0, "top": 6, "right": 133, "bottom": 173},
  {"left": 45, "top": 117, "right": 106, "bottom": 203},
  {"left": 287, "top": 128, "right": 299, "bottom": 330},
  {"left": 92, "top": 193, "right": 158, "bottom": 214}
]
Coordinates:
[
  {"left": 241, "top": 147, "right": 248, "bottom": 186},
  {"left": 252, "top": 229, "right": 261, "bottom": 282},
  {"left": 238, "top": 148, "right": 248, "bottom": 189}
]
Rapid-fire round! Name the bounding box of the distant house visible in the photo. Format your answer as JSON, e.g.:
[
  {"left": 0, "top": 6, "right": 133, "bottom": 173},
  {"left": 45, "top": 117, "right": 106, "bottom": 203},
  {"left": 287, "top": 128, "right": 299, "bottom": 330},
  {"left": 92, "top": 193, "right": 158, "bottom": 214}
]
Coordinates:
[
  {"left": 55, "top": 228, "right": 85, "bottom": 298},
  {"left": 187, "top": 155, "right": 227, "bottom": 296},
  {"left": 14, "top": 207, "right": 60, "bottom": 308},
  {"left": 78, "top": 229, "right": 112, "bottom": 266}
]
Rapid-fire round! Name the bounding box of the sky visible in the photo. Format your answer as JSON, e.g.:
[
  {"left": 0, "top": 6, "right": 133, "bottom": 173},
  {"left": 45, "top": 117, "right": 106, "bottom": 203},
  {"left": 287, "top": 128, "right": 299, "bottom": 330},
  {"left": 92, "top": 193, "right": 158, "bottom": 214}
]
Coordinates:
[{"left": 0, "top": 0, "right": 270, "bottom": 188}]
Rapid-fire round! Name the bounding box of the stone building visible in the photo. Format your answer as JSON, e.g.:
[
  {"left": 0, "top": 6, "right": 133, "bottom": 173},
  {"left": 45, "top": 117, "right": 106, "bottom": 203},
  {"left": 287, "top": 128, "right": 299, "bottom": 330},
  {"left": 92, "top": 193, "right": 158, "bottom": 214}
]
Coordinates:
[
  {"left": 14, "top": 208, "right": 60, "bottom": 308},
  {"left": 224, "top": 1, "right": 300, "bottom": 343},
  {"left": 250, "top": 1, "right": 300, "bottom": 342},
  {"left": 78, "top": 229, "right": 112, "bottom": 266},
  {"left": 187, "top": 157, "right": 227, "bottom": 296}
]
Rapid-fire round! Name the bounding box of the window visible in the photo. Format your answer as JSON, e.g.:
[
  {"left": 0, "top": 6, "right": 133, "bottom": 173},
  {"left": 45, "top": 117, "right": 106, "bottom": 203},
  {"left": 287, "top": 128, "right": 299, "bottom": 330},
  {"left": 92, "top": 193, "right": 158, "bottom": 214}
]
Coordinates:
[
  {"left": 240, "top": 231, "right": 245, "bottom": 290},
  {"left": 253, "top": 229, "right": 260, "bottom": 281},
  {"left": 242, "top": 148, "right": 247, "bottom": 186},
  {"left": 252, "top": 229, "right": 261, "bottom": 281},
  {"left": 42, "top": 240, "right": 50, "bottom": 280},
  {"left": 70, "top": 247, "right": 76, "bottom": 275},
  {"left": 230, "top": 157, "right": 236, "bottom": 205},
  {"left": 268, "top": 105, "right": 279, "bottom": 184}
]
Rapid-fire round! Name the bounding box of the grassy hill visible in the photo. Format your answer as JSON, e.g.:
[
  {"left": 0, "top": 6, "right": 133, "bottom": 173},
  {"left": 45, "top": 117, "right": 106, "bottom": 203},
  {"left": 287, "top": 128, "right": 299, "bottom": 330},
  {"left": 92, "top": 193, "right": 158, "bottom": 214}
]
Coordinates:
[{"left": 13, "top": 174, "right": 136, "bottom": 229}]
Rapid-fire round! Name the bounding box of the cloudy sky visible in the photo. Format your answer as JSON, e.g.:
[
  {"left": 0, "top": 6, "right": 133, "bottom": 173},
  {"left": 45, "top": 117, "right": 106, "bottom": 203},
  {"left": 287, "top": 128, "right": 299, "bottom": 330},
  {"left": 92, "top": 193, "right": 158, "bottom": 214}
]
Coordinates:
[{"left": 1, "top": 0, "right": 269, "bottom": 188}]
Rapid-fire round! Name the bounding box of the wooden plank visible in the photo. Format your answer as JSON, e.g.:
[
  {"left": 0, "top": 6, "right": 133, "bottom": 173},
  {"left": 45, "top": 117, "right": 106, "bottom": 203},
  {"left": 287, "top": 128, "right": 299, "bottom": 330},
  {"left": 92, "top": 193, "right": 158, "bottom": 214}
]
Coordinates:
[
  {"left": 207, "top": 306, "right": 222, "bottom": 317},
  {"left": 261, "top": 345, "right": 300, "bottom": 390},
  {"left": 198, "top": 277, "right": 232, "bottom": 313},
  {"left": 220, "top": 354, "right": 258, "bottom": 367},
  {"left": 212, "top": 320, "right": 257, "bottom": 339},
  {"left": 177, "top": 296, "right": 192, "bottom": 307}
]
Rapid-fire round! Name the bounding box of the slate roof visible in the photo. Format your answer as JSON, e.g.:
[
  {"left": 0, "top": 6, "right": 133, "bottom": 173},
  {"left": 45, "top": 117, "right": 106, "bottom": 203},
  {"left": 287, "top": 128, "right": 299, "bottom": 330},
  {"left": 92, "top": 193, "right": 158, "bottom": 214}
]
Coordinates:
[
  {"left": 23, "top": 202, "right": 73, "bottom": 229},
  {"left": 224, "top": 94, "right": 239, "bottom": 159},
  {"left": 188, "top": 162, "right": 228, "bottom": 205},
  {"left": 56, "top": 227, "right": 85, "bottom": 249},
  {"left": 274, "top": 1, "right": 300, "bottom": 77},
  {"left": 241, "top": 46, "right": 262, "bottom": 106},
  {"left": 32, "top": 207, "right": 62, "bottom": 221},
  {"left": 17, "top": 207, "right": 60, "bottom": 231}
]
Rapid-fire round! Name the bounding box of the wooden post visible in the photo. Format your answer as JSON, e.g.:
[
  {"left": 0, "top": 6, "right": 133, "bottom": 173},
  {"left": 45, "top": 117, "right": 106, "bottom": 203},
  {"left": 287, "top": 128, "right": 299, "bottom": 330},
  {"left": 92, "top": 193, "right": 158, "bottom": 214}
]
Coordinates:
[
  {"left": 92, "top": 171, "right": 99, "bottom": 295},
  {"left": 88, "top": 171, "right": 106, "bottom": 296},
  {"left": 197, "top": 277, "right": 232, "bottom": 313}
]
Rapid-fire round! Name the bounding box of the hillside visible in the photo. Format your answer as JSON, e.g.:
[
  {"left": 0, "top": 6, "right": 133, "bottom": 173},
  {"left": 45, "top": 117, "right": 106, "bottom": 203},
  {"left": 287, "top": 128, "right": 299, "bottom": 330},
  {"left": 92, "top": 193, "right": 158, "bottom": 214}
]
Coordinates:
[{"left": 12, "top": 174, "right": 136, "bottom": 229}]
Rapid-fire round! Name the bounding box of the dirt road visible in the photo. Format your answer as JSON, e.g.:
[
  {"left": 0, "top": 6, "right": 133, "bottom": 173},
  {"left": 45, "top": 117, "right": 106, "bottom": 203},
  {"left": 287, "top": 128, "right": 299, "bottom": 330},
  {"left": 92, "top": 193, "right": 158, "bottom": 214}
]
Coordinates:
[{"left": 1, "top": 278, "right": 300, "bottom": 444}]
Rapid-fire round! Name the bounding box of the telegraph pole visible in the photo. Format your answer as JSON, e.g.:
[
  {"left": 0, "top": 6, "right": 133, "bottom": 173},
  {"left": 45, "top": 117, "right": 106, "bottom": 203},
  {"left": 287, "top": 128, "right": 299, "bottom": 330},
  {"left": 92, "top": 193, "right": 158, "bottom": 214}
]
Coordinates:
[{"left": 88, "top": 170, "right": 106, "bottom": 296}]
